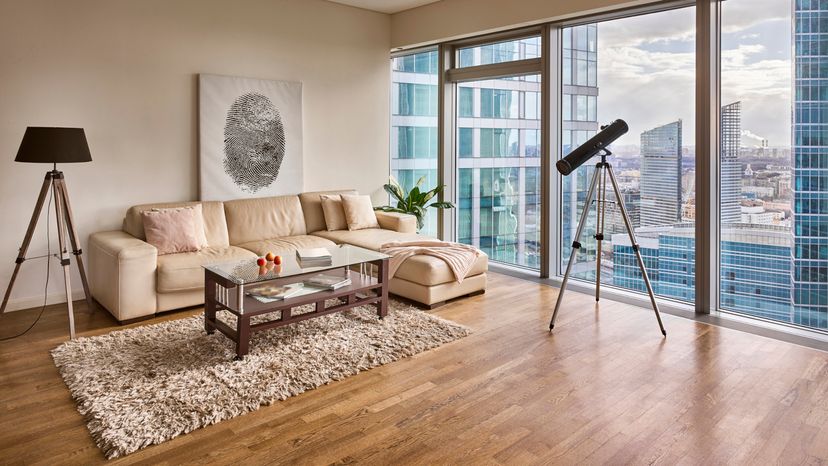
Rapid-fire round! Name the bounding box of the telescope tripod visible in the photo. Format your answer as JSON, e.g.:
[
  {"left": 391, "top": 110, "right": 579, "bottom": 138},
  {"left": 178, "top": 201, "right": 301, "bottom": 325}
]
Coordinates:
[{"left": 549, "top": 154, "right": 666, "bottom": 336}]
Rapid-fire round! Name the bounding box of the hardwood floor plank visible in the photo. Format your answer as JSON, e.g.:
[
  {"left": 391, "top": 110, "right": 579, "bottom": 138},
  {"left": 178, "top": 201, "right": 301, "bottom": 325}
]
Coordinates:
[{"left": 0, "top": 272, "right": 827, "bottom": 464}]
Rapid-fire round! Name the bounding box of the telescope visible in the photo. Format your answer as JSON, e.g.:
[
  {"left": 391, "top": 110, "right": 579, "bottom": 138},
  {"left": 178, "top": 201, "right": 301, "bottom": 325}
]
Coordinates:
[
  {"left": 549, "top": 117, "right": 666, "bottom": 337},
  {"left": 556, "top": 119, "right": 629, "bottom": 176}
]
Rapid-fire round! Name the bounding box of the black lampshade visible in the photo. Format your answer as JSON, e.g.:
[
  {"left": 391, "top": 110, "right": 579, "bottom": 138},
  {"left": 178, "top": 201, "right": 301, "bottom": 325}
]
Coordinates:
[{"left": 15, "top": 127, "right": 92, "bottom": 164}]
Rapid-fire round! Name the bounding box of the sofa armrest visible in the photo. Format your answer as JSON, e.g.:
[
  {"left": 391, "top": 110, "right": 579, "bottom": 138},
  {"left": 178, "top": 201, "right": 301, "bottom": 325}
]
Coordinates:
[
  {"left": 88, "top": 230, "right": 158, "bottom": 322},
  {"left": 375, "top": 211, "right": 417, "bottom": 234}
]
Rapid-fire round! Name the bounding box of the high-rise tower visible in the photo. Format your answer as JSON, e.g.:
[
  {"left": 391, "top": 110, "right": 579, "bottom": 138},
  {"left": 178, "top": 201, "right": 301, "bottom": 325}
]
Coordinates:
[
  {"left": 640, "top": 120, "right": 683, "bottom": 227},
  {"left": 721, "top": 101, "right": 742, "bottom": 224},
  {"left": 792, "top": 1, "right": 828, "bottom": 329}
]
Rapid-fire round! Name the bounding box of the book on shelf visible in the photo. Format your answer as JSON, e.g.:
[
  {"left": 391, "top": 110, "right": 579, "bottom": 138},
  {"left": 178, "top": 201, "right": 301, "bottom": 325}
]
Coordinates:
[
  {"left": 245, "top": 283, "right": 305, "bottom": 303},
  {"left": 296, "top": 247, "right": 333, "bottom": 267},
  {"left": 296, "top": 247, "right": 332, "bottom": 260},
  {"left": 303, "top": 274, "right": 352, "bottom": 290}
]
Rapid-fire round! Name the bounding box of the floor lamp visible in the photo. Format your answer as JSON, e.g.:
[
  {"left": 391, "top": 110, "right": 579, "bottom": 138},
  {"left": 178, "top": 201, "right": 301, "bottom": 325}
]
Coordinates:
[{"left": 1, "top": 127, "right": 95, "bottom": 339}]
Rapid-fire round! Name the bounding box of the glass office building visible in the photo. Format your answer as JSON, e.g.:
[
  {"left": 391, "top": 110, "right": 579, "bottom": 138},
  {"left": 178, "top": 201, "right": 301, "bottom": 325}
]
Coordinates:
[
  {"left": 455, "top": 37, "right": 542, "bottom": 269},
  {"left": 390, "top": 51, "right": 440, "bottom": 237},
  {"left": 614, "top": 225, "right": 792, "bottom": 321},
  {"left": 792, "top": 0, "right": 828, "bottom": 329},
  {"left": 561, "top": 24, "right": 600, "bottom": 278},
  {"left": 639, "top": 121, "right": 682, "bottom": 227}
]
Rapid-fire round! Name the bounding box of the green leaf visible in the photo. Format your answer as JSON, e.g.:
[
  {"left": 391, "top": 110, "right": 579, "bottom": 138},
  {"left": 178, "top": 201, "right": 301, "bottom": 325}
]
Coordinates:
[
  {"left": 429, "top": 201, "right": 455, "bottom": 209},
  {"left": 383, "top": 183, "right": 405, "bottom": 205}
]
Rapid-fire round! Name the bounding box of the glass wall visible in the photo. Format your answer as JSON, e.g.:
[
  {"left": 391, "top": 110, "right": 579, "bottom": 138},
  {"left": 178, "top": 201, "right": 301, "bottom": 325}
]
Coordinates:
[
  {"left": 386, "top": 1, "right": 828, "bottom": 336},
  {"left": 455, "top": 37, "right": 542, "bottom": 270},
  {"left": 718, "top": 0, "right": 827, "bottom": 331},
  {"left": 559, "top": 9, "right": 697, "bottom": 303},
  {"left": 390, "top": 50, "right": 439, "bottom": 236}
]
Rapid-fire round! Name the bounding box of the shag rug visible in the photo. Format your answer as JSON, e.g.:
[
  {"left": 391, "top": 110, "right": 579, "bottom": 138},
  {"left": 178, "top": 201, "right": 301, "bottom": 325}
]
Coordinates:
[{"left": 51, "top": 300, "right": 470, "bottom": 459}]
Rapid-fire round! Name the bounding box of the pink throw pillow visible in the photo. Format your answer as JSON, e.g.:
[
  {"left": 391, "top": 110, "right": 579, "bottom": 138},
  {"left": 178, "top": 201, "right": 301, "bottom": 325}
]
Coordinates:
[{"left": 141, "top": 208, "right": 201, "bottom": 255}]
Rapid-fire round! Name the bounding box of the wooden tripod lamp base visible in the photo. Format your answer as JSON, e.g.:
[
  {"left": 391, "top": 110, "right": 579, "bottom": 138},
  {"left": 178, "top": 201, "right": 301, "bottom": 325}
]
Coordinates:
[{"left": 0, "top": 127, "right": 95, "bottom": 340}]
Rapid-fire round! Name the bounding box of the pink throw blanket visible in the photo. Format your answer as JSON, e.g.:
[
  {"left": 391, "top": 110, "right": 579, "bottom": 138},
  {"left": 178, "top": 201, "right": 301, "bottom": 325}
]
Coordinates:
[{"left": 379, "top": 240, "right": 480, "bottom": 284}]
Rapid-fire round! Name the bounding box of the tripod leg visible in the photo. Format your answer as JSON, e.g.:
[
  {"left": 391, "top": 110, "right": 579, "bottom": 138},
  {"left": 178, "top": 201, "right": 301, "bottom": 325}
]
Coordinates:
[
  {"left": 55, "top": 176, "right": 94, "bottom": 313},
  {"left": 54, "top": 183, "right": 76, "bottom": 339},
  {"left": 595, "top": 165, "right": 607, "bottom": 302},
  {"left": 606, "top": 165, "right": 666, "bottom": 336},
  {"left": 1, "top": 173, "right": 53, "bottom": 313},
  {"left": 550, "top": 166, "right": 602, "bottom": 331}
]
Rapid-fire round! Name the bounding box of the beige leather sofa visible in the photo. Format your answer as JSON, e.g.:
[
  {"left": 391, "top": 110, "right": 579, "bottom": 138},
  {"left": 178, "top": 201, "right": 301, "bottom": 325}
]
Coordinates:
[{"left": 88, "top": 190, "right": 488, "bottom": 323}]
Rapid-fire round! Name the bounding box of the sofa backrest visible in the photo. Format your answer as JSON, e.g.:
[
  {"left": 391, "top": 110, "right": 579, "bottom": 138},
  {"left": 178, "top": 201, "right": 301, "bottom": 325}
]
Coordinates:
[
  {"left": 224, "top": 195, "right": 306, "bottom": 245},
  {"left": 298, "top": 189, "right": 358, "bottom": 233},
  {"left": 123, "top": 201, "right": 230, "bottom": 247}
]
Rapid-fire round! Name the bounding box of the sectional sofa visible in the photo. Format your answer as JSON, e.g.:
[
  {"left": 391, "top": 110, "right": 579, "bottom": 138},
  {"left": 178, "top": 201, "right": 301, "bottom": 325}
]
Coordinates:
[{"left": 88, "top": 190, "right": 488, "bottom": 323}]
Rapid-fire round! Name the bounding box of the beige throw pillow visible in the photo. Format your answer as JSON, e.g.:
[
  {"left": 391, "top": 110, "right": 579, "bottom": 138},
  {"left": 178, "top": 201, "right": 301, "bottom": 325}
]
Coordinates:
[
  {"left": 319, "top": 194, "right": 348, "bottom": 231},
  {"left": 340, "top": 194, "right": 380, "bottom": 231},
  {"left": 141, "top": 208, "right": 201, "bottom": 255},
  {"left": 152, "top": 204, "right": 209, "bottom": 249}
]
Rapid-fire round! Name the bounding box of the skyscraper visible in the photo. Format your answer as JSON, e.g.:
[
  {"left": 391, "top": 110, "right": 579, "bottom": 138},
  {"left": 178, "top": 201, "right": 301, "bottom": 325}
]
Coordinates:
[
  {"left": 455, "top": 37, "right": 542, "bottom": 269},
  {"left": 561, "top": 24, "right": 600, "bottom": 278},
  {"left": 639, "top": 120, "right": 682, "bottom": 227},
  {"left": 390, "top": 50, "right": 440, "bottom": 236},
  {"left": 721, "top": 101, "right": 742, "bottom": 224},
  {"left": 792, "top": 1, "right": 828, "bottom": 329}
]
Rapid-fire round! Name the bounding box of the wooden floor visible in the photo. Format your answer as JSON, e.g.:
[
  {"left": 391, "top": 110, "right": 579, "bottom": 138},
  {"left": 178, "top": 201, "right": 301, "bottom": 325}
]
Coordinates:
[{"left": 1, "top": 272, "right": 827, "bottom": 465}]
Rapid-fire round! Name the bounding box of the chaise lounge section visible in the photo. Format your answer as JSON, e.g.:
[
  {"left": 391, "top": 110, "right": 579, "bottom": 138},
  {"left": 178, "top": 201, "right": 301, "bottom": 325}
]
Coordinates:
[{"left": 88, "top": 190, "right": 488, "bottom": 323}]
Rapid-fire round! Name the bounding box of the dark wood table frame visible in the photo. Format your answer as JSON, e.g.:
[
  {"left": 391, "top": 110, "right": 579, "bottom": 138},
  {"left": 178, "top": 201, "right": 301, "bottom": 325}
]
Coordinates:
[{"left": 204, "top": 258, "right": 389, "bottom": 360}]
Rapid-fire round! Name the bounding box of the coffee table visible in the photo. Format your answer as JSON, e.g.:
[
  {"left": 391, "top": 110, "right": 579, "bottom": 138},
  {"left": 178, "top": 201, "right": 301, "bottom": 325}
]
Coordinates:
[{"left": 203, "top": 244, "right": 390, "bottom": 360}]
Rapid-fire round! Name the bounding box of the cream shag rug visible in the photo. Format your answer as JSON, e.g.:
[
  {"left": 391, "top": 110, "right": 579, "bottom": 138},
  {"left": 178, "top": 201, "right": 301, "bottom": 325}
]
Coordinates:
[{"left": 51, "top": 300, "right": 470, "bottom": 459}]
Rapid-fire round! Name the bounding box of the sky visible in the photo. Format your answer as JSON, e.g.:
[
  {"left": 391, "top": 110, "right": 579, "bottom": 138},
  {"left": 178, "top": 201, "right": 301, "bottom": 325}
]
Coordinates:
[{"left": 596, "top": 0, "right": 792, "bottom": 148}]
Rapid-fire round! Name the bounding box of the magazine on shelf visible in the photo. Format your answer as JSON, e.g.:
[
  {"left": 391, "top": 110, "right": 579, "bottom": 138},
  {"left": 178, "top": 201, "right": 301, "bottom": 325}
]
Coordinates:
[
  {"left": 303, "top": 274, "right": 352, "bottom": 290},
  {"left": 245, "top": 283, "right": 305, "bottom": 303}
]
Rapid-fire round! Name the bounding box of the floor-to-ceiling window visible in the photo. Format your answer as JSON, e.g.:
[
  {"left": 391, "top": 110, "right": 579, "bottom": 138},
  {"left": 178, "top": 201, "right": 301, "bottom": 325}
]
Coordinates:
[
  {"left": 454, "top": 36, "right": 542, "bottom": 269},
  {"left": 386, "top": 0, "right": 828, "bottom": 338},
  {"left": 390, "top": 49, "right": 439, "bottom": 237},
  {"left": 559, "top": 8, "right": 697, "bottom": 303},
  {"left": 719, "top": 0, "right": 827, "bottom": 331}
]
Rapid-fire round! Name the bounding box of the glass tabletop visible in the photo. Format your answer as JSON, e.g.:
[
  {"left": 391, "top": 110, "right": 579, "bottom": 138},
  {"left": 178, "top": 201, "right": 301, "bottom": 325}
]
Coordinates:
[{"left": 203, "top": 244, "right": 389, "bottom": 285}]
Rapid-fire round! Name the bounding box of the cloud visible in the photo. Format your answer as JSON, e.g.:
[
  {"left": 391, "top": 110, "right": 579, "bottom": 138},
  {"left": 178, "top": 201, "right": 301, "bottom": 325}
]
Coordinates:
[
  {"left": 721, "top": 0, "right": 790, "bottom": 32},
  {"left": 591, "top": 3, "right": 792, "bottom": 147}
]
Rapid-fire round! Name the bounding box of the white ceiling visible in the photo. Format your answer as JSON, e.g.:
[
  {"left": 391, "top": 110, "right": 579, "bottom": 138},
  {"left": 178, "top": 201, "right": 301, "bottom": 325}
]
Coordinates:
[{"left": 326, "top": 0, "right": 441, "bottom": 14}]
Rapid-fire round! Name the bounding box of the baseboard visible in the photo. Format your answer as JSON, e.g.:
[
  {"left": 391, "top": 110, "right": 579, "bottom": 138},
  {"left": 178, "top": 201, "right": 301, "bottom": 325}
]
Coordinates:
[{"left": 2, "top": 289, "right": 87, "bottom": 312}]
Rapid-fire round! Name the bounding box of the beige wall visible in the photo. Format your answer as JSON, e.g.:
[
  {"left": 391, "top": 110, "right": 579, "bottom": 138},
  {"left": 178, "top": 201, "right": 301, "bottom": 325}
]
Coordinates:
[
  {"left": 391, "top": 0, "right": 658, "bottom": 48},
  {"left": 0, "top": 0, "right": 390, "bottom": 310}
]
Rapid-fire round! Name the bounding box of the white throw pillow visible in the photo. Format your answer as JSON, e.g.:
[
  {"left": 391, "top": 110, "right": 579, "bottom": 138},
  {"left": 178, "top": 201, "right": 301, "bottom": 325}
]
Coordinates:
[
  {"left": 319, "top": 194, "right": 348, "bottom": 231},
  {"left": 340, "top": 194, "right": 380, "bottom": 231}
]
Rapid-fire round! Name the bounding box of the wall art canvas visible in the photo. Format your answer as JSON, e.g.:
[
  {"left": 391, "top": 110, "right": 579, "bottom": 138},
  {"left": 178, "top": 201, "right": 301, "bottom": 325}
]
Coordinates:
[{"left": 199, "top": 74, "right": 303, "bottom": 200}]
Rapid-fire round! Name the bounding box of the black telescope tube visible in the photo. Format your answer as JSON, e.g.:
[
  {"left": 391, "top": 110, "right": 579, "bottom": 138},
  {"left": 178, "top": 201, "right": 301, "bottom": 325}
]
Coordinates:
[{"left": 556, "top": 119, "right": 629, "bottom": 176}]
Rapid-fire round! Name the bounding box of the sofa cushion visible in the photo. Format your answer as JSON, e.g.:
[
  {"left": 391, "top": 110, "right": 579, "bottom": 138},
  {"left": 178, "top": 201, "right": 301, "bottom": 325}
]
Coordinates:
[
  {"left": 395, "top": 251, "right": 488, "bottom": 286},
  {"left": 311, "top": 229, "right": 488, "bottom": 286},
  {"left": 298, "top": 189, "right": 358, "bottom": 233},
  {"left": 156, "top": 246, "right": 257, "bottom": 293},
  {"left": 224, "top": 195, "right": 306, "bottom": 245},
  {"left": 237, "top": 235, "right": 337, "bottom": 257},
  {"left": 123, "top": 201, "right": 229, "bottom": 247}
]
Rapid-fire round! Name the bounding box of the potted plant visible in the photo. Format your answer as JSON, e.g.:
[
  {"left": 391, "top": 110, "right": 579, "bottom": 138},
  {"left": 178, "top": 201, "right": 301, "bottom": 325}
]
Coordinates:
[{"left": 374, "top": 176, "right": 454, "bottom": 232}]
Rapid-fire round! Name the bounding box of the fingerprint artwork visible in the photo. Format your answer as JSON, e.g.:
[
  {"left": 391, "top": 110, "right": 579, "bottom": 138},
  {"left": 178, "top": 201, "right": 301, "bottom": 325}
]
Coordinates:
[
  {"left": 199, "top": 74, "right": 302, "bottom": 201},
  {"left": 223, "top": 92, "right": 286, "bottom": 193}
]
